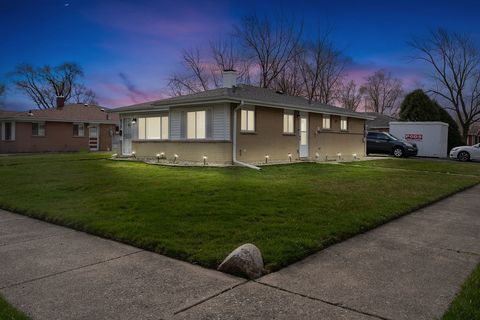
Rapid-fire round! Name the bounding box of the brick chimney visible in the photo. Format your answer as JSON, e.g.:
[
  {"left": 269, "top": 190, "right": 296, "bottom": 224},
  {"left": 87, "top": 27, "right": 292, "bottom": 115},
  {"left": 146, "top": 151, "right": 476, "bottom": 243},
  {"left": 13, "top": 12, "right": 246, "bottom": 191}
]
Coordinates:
[
  {"left": 222, "top": 70, "right": 237, "bottom": 88},
  {"left": 56, "top": 96, "right": 65, "bottom": 109}
]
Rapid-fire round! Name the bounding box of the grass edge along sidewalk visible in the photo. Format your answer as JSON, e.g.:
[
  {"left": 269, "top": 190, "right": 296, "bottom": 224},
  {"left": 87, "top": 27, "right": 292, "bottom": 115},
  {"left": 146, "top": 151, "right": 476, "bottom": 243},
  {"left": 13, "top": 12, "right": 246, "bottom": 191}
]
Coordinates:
[{"left": 0, "top": 153, "right": 479, "bottom": 273}]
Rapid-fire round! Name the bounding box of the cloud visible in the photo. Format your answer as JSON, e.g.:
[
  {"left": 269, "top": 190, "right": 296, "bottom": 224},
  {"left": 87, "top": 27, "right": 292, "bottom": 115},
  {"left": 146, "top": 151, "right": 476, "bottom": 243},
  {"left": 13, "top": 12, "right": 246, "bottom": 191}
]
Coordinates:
[
  {"left": 118, "top": 72, "right": 151, "bottom": 103},
  {"left": 84, "top": 1, "right": 230, "bottom": 40}
]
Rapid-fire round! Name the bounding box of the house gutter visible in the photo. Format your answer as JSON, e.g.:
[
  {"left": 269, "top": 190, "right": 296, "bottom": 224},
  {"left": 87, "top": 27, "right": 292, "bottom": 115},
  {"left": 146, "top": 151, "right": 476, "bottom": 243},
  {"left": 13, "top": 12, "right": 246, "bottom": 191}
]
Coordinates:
[{"left": 233, "top": 101, "right": 261, "bottom": 170}]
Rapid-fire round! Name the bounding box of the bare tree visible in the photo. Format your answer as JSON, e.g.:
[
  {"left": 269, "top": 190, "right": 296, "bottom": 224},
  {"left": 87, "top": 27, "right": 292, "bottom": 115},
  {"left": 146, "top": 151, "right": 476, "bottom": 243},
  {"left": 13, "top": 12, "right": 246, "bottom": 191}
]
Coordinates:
[
  {"left": 337, "top": 80, "right": 362, "bottom": 111},
  {"left": 234, "top": 14, "right": 303, "bottom": 88},
  {"left": 210, "top": 38, "right": 251, "bottom": 87},
  {"left": 297, "top": 32, "right": 346, "bottom": 104},
  {"left": 409, "top": 28, "right": 480, "bottom": 138},
  {"left": 71, "top": 84, "right": 97, "bottom": 105},
  {"left": 168, "top": 39, "right": 250, "bottom": 96},
  {"left": 10, "top": 62, "right": 96, "bottom": 109},
  {"left": 360, "top": 70, "right": 403, "bottom": 114},
  {"left": 0, "top": 83, "right": 5, "bottom": 108},
  {"left": 273, "top": 52, "right": 305, "bottom": 96}
]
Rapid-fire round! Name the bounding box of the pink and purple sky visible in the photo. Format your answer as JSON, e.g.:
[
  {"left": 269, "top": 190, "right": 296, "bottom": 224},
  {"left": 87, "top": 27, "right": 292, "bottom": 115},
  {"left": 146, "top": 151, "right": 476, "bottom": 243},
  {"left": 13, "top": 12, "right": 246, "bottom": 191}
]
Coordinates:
[{"left": 1, "top": 0, "right": 479, "bottom": 110}]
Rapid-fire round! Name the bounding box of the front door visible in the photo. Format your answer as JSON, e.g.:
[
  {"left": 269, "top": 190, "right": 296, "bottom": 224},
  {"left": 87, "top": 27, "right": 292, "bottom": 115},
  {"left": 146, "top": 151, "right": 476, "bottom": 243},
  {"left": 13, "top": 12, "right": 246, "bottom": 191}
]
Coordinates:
[
  {"left": 89, "top": 125, "right": 99, "bottom": 151},
  {"left": 121, "top": 118, "right": 133, "bottom": 155},
  {"left": 299, "top": 112, "right": 308, "bottom": 158}
]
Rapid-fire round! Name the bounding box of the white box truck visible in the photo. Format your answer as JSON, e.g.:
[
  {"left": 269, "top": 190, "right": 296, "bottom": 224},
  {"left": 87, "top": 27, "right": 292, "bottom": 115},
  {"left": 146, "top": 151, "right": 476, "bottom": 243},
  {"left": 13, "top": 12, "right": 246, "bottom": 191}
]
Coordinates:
[{"left": 389, "top": 122, "right": 449, "bottom": 158}]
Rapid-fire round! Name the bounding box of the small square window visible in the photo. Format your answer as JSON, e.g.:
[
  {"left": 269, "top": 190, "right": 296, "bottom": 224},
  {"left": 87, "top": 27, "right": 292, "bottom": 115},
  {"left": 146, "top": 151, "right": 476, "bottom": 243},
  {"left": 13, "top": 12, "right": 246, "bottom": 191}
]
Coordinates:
[
  {"left": 322, "top": 115, "right": 331, "bottom": 129},
  {"left": 32, "top": 122, "right": 45, "bottom": 136},
  {"left": 241, "top": 109, "right": 255, "bottom": 132},
  {"left": 283, "top": 111, "right": 294, "bottom": 133},
  {"left": 341, "top": 117, "right": 348, "bottom": 131},
  {"left": 73, "top": 123, "right": 85, "bottom": 137}
]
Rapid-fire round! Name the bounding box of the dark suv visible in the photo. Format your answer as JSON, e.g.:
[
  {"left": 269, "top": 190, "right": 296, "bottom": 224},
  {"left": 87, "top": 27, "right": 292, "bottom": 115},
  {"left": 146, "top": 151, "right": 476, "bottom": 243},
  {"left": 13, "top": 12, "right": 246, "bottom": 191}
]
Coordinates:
[{"left": 367, "top": 131, "right": 418, "bottom": 158}]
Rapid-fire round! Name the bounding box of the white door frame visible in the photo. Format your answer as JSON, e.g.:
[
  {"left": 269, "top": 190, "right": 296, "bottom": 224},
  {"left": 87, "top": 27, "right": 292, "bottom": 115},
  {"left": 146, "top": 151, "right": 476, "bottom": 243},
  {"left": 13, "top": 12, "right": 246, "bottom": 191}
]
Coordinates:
[
  {"left": 121, "top": 117, "right": 133, "bottom": 155},
  {"left": 299, "top": 112, "right": 309, "bottom": 158},
  {"left": 89, "top": 125, "right": 99, "bottom": 151}
]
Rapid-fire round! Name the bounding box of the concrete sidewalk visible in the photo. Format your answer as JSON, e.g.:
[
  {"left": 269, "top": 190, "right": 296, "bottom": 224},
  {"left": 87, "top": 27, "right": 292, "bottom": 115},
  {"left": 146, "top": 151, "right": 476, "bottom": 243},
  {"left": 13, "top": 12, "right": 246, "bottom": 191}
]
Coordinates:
[{"left": 1, "top": 185, "right": 480, "bottom": 320}]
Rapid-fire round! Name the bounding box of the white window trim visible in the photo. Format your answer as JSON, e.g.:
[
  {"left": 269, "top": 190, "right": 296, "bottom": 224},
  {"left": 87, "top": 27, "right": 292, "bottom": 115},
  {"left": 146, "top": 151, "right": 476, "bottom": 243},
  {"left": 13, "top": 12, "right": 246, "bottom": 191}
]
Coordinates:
[
  {"left": 322, "top": 114, "right": 331, "bottom": 130},
  {"left": 341, "top": 117, "right": 348, "bottom": 131},
  {"left": 1, "top": 121, "right": 15, "bottom": 141},
  {"left": 283, "top": 110, "right": 295, "bottom": 134},
  {"left": 187, "top": 110, "right": 206, "bottom": 140},
  {"left": 240, "top": 108, "right": 255, "bottom": 132}
]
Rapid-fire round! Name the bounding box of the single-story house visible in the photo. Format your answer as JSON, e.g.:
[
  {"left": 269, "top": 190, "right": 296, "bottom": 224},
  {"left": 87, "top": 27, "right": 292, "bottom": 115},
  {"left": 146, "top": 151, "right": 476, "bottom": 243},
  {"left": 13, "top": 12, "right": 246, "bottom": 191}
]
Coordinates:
[
  {"left": 466, "top": 123, "right": 480, "bottom": 145},
  {"left": 0, "top": 99, "right": 119, "bottom": 154},
  {"left": 112, "top": 71, "right": 373, "bottom": 165},
  {"left": 365, "top": 112, "right": 398, "bottom": 132}
]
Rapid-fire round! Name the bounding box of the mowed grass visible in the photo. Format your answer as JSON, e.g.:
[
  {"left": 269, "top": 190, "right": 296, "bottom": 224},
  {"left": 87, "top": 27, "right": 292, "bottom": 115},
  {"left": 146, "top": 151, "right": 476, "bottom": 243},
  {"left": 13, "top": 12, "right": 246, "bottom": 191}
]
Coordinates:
[
  {"left": 347, "top": 158, "right": 480, "bottom": 176},
  {"left": 0, "top": 295, "right": 30, "bottom": 320},
  {"left": 0, "top": 154, "right": 479, "bottom": 272},
  {"left": 443, "top": 263, "right": 480, "bottom": 320}
]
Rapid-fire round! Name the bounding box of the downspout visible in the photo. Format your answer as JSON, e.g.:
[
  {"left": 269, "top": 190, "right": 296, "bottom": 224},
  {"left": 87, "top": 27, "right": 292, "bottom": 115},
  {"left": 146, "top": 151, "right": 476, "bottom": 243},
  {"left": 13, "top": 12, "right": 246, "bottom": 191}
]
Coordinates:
[{"left": 233, "top": 101, "right": 261, "bottom": 170}]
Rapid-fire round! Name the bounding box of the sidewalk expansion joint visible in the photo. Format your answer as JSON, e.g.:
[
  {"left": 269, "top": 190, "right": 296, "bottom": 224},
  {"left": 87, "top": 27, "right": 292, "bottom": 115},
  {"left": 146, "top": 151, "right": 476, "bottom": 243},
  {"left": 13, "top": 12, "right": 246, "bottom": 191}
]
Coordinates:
[
  {"left": 255, "top": 280, "right": 393, "bottom": 320},
  {"left": 0, "top": 249, "right": 144, "bottom": 290},
  {"left": 173, "top": 280, "right": 249, "bottom": 315}
]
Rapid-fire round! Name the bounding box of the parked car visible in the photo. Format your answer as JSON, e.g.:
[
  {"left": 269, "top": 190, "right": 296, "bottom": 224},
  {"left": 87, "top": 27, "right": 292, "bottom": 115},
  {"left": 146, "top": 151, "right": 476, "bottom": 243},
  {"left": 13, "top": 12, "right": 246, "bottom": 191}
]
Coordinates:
[
  {"left": 449, "top": 143, "right": 480, "bottom": 162},
  {"left": 367, "top": 131, "right": 418, "bottom": 158}
]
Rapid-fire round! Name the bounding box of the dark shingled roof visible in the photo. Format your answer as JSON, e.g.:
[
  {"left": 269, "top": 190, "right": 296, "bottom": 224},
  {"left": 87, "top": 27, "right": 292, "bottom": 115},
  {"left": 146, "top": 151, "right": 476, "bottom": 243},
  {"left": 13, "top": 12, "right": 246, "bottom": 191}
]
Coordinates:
[
  {"left": 111, "top": 84, "right": 373, "bottom": 119},
  {"left": 0, "top": 104, "right": 119, "bottom": 124},
  {"left": 365, "top": 112, "right": 398, "bottom": 129}
]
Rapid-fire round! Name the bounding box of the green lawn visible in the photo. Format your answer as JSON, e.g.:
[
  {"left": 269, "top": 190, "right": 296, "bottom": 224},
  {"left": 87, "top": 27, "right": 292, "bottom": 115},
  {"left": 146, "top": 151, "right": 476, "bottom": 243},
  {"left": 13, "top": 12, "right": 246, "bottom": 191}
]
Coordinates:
[
  {"left": 346, "top": 158, "right": 480, "bottom": 176},
  {"left": 0, "top": 295, "right": 30, "bottom": 320},
  {"left": 443, "top": 263, "right": 480, "bottom": 320},
  {"left": 0, "top": 153, "right": 479, "bottom": 272}
]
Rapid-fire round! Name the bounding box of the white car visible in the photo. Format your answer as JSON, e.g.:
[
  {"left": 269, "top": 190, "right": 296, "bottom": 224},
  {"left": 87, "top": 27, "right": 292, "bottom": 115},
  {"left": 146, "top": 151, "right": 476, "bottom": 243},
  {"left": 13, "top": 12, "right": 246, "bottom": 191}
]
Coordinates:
[{"left": 450, "top": 143, "right": 480, "bottom": 162}]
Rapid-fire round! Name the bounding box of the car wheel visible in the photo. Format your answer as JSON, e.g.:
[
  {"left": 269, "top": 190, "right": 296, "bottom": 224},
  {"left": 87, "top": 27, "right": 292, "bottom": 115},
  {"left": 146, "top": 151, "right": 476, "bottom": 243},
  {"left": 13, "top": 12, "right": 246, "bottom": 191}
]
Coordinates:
[
  {"left": 458, "top": 151, "right": 471, "bottom": 162},
  {"left": 393, "top": 147, "right": 404, "bottom": 158}
]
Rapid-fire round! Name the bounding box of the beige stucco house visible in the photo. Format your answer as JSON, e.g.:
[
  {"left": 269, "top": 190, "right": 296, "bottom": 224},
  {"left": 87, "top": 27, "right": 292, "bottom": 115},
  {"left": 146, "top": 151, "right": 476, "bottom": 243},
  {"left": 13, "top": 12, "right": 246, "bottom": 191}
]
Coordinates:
[{"left": 112, "top": 72, "right": 372, "bottom": 166}]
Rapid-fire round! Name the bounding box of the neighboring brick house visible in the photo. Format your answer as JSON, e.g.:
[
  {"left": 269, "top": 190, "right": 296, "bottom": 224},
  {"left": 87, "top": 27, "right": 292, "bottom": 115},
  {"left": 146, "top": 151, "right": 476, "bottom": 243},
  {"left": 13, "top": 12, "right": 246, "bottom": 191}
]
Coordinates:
[
  {"left": 0, "top": 102, "right": 119, "bottom": 154},
  {"left": 467, "top": 123, "right": 480, "bottom": 145},
  {"left": 365, "top": 112, "right": 398, "bottom": 132},
  {"left": 112, "top": 71, "right": 373, "bottom": 165}
]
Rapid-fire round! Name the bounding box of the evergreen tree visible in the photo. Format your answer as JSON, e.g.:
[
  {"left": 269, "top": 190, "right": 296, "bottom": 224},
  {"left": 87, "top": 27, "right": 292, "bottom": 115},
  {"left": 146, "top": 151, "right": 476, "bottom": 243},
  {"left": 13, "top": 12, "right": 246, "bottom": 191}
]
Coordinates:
[{"left": 399, "top": 89, "right": 464, "bottom": 150}]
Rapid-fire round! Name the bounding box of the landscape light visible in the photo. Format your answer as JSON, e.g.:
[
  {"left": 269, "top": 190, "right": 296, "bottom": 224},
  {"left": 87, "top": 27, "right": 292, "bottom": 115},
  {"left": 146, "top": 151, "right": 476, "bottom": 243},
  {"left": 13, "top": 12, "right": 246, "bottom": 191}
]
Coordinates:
[
  {"left": 337, "top": 153, "right": 342, "bottom": 160},
  {"left": 203, "top": 155, "right": 207, "bottom": 165},
  {"left": 173, "top": 154, "right": 178, "bottom": 163},
  {"left": 112, "top": 153, "right": 117, "bottom": 158},
  {"left": 265, "top": 154, "right": 269, "bottom": 164},
  {"left": 132, "top": 151, "right": 136, "bottom": 158},
  {"left": 315, "top": 152, "right": 320, "bottom": 159},
  {"left": 156, "top": 153, "right": 161, "bottom": 162},
  {"left": 288, "top": 153, "right": 292, "bottom": 162},
  {"left": 352, "top": 153, "right": 357, "bottom": 160}
]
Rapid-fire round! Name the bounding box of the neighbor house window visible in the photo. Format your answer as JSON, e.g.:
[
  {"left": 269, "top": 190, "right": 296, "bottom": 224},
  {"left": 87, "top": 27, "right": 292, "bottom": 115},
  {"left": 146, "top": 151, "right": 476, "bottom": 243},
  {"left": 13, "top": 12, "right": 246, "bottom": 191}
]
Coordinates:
[
  {"left": 2, "top": 122, "right": 15, "bottom": 141},
  {"left": 137, "top": 116, "right": 169, "bottom": 140},
  {"left": 241, "top": 109, "right": 255, "bottom": 132},
  {"left": 32, "top": 122, "right": 45, "bottom": 136},
  {"left": 187, "top": 111, "right": 206, "bottom": 139},
  {"left": 341, "top": 117, "right": 348, "bottom": 131},
  {"left": 322, "top": 115, "right": 331, "bottom": 129},
  {"left": 283, "top": 111, "right": 294, "bottom": 134},
  {"left": 73, "top": 123, "right": 85, "bottom": 137}
]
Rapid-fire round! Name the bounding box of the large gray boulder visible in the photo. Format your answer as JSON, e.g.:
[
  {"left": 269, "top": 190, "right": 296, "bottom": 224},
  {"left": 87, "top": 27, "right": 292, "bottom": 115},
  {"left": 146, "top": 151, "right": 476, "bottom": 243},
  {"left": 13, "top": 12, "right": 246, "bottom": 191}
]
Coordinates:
[{"left": 218, "top": 243, "right": 264, "bottom": 279}]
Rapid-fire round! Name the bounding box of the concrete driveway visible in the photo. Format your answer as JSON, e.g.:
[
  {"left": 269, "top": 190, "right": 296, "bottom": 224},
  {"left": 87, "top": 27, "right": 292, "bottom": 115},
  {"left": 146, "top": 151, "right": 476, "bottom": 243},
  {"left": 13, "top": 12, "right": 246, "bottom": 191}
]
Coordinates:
[{"left": 1, "top": 185, "right": 479, "bottom": 320}]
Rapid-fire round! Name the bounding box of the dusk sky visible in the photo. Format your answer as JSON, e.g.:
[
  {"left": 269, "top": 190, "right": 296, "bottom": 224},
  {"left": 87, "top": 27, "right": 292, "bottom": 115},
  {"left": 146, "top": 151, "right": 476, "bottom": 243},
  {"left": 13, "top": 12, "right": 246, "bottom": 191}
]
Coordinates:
[{"left": 1, "top": 0, "right": 480, "bottom": 111}]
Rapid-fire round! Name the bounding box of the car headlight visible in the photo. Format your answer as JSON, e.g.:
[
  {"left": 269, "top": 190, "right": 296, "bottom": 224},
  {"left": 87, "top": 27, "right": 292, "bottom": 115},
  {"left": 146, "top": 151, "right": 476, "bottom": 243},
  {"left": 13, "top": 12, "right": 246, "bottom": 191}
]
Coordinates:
[
  {"left": 451, "top": 147, "right": 460, "bottom": 152},
  {"left": 404, "top": 143, "right": 413, "bottom": 148}
]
